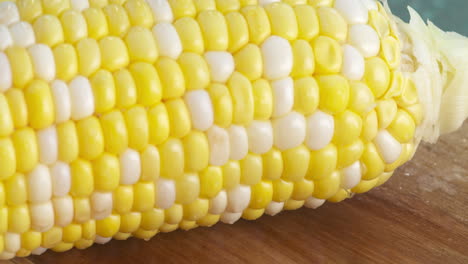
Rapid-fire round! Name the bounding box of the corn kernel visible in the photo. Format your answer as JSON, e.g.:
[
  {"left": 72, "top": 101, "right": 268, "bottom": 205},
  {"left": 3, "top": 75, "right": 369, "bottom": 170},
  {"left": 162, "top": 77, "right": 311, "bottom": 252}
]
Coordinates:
[
  {"left": 183, "top": 198, "right": 209, "bottom": 221},
  {"left": 348, "top": 82, "right": 375, "bottom": 116},
  {"left": 17, "top": 0, "right": 43, "bottom": 22},
  {"left": 272, "top": 179, "right": 293, "bottom": 202},
  {"left": 313, "top": 171, "right": 340, "bottom": 199},
  {"left": 62, "top": 224, "right": 81, "bottom": 243},
  {"left": 250, "top": 79, "right": 273, "bottom": 120},
  {"left": 119, "top": 212, "right": 141, "bottom": 233},
  {"left": 5, "top": 173, "right": 27, "bottom": 205},
  {"left": 381, "top": 36, "right": 400, "bottom": 69},
  {"left": 176, "top": 173, "right": 200, "bottom": 204},
  {"left": 337, "top": 139, "right": 364, "bottom": 168},
  {"left": 6, "top": 47, "right": 33, "bottom": 88},
  {"left": 96, "top": 214, "right": 120, "bottom": 237},
  {"left": 222, "top": 161, "right": 241, "bottom": 189},
  {"left": 241, "top": 6, "right": 271, "bottom": 45},
  {"left": 361, "top": 110, "right": 378, "bottom": 141},
  {"left": 164, "top": 204, "right": 183, "bottom": 225},
  {"left": 21, "top": 231, "right": 42, "bottom": 251},
  {"left": 327, "top": 189, "right": 349, "bottom": 203},
  {"left": 133, "top": 182, "right": 155, "bottom": 212},
  {"left": 197, "top": 214, "right": 220, "bottom": 227},
  {"left": 178, "top": 53, "right": 210, "bottom": 90},
  {"left": 168, "top": 0, "right": 196, "bottom": 19},
  {"left": 83, "top": 8, "right": 109, "bottom": 40},
  {"left": 312, "top": 36, "right": 342, "bottom": 74},
  {"left": 242, "top": 208, "right": 264, "bottom": 220},
  {"left": 93, "top": 153, "right": 120, "bottom": 191},
  {"left": 376, "top": 99, "right": 397, "bottom": 129},
  {"left": 174, "top": 18, "right": 204, "bottom": 54},
  {"left": 282, "top": 145, "right": 310, "bottom": 182},
  {"left": 0, "top": 207, "right": 6, "bottom": 233},
  {"left": 215, "top": 0, "right": 240, "bottom": 13},
  {"left": 351, "top": 177, "right": 379, "bottom": 194},
  {"left": 140, "top": 208, "right": 164, "bottom": 230},
  {"left": 291, "top": 40, "right": 315, "bottom": 78},
  {"left": 225, "top": 12, "right": 249, "bottom": 53},
  {"left": 194, "top": 0, "right": 216, "bottom": 12},
  {"left": 333, "top": 110, "right": 363, "bottom": 146},
  {"left": 125, "top": 0, "right": 154, "bottom": 27},
  {"left": 234, "top": 44, "right": 263, "bottom": 81},
  {"left": 5, "top": 89, "right": 27, "bottom": 128},
  {"left": 159, "top": 138, "right": 184, "bottom": 179},
  {"left": 361, "top": 142, "right": 385, "bottom": 180},
  {"left": 156, "top": 58, "right": 185, "bottom": 100},
  {"left": 293, "top": 77, "right": 319, "bottom": 115},
  {"left": 103, "top": 4, "right": 130, "bottom": 37},
  {"left": 113, "top": 186, "right": 133, "bottom": 214},
  {"left": 53, "top": 44, "right": 78, "bottom": 81},
  {"left": 76, "top": 38, "right": 101, "bottom": 77},
  {"left": 76, "top": 117, "right": 104, "bottom": 160},
  {"left": 364, "top": 57, "right": 391, "bottom": 98},
  {"left": 199, "top": 166, "right": 223, "bottom": 199},
  {"left": 25, "top": 80, "right": 54, "bottom": 130},
  {"left": 249, "top": 181, "right": 273, "bottom": 209},
  {"left": 369, "top": 10, "right": 389, "bottom": 38},
  {"left": 228, "top": 72, "right": 254, "bottom": 125},
  {"left": 284, "top": 199, "right": 304, "bottom": 210},
  {"left": 240, "top": 153, "right": 262, "bottom": 185},
  {"left": 208, "top": 83, "right": 233, "bottom": 127},
  {"left": 71, "top": 159, "right": 94, "bottom": 197},
  {"left": 148, "top": 103, "right": 170, "bottom": 145},
  {"left": 294, "top": 5, "right": 319, "bottom": 41},
  {"left": 0, "top": 94, "right": 12, "bottom": 137},
  {"left": 397, "top": 78, "right": 419, "bottom": 107},
  {"left": 141, "top": 146, "right": 160, "bottom": 182},
  {"left": 182, "top": 131, "right": 209, "bottom": 172},
  {"left": 60, "top": 10, "right": 88, "bottom": 43},
  {"left": 125, "top": 27, "right": 158, "bottom": 63},
  {"left": 112, "top": 69, "right": 136, "bottom": 109},
  {"left": 388, "top": 109, "right": 415, "bottom": 143},
  {"left": 100, "top": 36, "right": 129, "bottom": 72},
  {"left": 317, "top": 7, "right": 347, "bottom": 42},
  {"left": 56, "top": 121, "right": 78, "bottom": 162},
  {"left": 123, "top": 106, "right": 149, "bottom": 151},
  {"left": 265, "top": 2, "right": 298, "bottom": 40},
  {"left": 316, "top": 75, "right": 350, "bottom": 114},
  {"left": 12, "top": 128, "right": 39, "bottom": 173},
  {"left": 8, "top": 205, "right": 30, "bottom": 233},
  {"left": 100, "top": 111, "right": 128, "bottom": 155},
  {"left": 198, "top": 10, "right": 229, "bottom": 51},
  {"left": 292, "top": 179, "right": 314, "bottom": 200},
  {"left": 404, "top": 103, "right": 423, "bottom": 126},
  {"left": 166, "top": 99, "right": 191, "bottom": 138},
  {"left": 307, "top": 144, "right": 337, "bottom": 180},
  {"left": 41, "top": 0, "right": 70, "bottom": 16},
  {"left": 52, "top": 242, "right": 74, "bottom": 252},
  {"left": 42, "top": 227, "right": 63, "bottom": 248},
  {"left": 33, "top": 15, "right": 63, "bottom": 47},
  {"left": 81, "top": 220, "right": 96, "bottom": 240}
]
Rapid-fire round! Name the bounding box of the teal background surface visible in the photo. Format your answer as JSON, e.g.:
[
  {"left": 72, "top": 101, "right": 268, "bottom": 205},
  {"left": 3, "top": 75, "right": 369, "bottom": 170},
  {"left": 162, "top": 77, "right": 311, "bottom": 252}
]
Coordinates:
[{"left": 388, "top": 0, "right": 468, "bottom": 36}]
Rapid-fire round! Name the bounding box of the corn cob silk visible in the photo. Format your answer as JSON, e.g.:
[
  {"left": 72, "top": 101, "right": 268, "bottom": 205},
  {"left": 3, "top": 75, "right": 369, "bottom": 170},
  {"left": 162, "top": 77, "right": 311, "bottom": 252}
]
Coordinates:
[{"left": 0, "top": 0, "right": 467, "bottom": 259}]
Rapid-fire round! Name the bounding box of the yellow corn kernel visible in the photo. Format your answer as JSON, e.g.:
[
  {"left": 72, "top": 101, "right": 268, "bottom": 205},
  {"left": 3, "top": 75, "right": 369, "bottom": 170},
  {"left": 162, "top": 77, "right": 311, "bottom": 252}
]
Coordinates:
[
  {"left": 21, "top": 231, "right": 42, "bottom": 251},
  {"left": 96, "top": 214, "right": 120, "bottom": 237},
  {"left": 317, "top": 7, "right": 347, "bottom": 42},
  {"left": 83, "top": 8, "right": 109, "bottom": 40},
  {"left": 176, "top": 173, "right": 200, "bottom": 204},
  {"left": 74, "top": 198, "right": 91, "bottom": 223},
  {"left": 141, "top": 146, "right": 160, "bottom": 182},
  {"left": 133, "top": 182, "right": 155, "bottom": 212},
  {"left": 234, "top": 44, "right": 263, "bottom": 81},
  {"left": 33, "top": 15, "right": 64, "bottom": 47},
  {"left": 364, "top": 57, "right": 391, "bottom": 98},
  {"left": 77, "top": 117, "right": 104, "bottom": 160},
  {"left": 208, "top": 84, "right": 233, "bottom": 127},
  {"left": 169, "top": 0, "right": 196, "bottom": 19},
  {"left": 119, "top": 212, "right": 141, "bottom": 233},
  {"left": 194, "top": 0, "right": 216, "bottom": 12},
  {"left": 81, "top": 220, "right": 96, "bottom": 240},
  {"left": 74, "top": 239, "right": 93, "bottom": 249},
  {"left": 284, "top": 199, "right": 304, "bottom": 210},
  {"left": 125, "top": 27, "right": 158, "bottom": 63},
  {"left": 0, "top": 94, "right": 13, "bottom": 136},
  {"left": 222, "top": 161, "right": 240, "bottom": 189},
  {"left": 284, "top": 0, "right": 307, "bottom": 5},
  {"left": 5, "top": 173, "right": 27, "bottom": 206},
  {"left": 249, "top": 181, "right": 273, "bottom": 209},
  {"left": 265, "top": 2, "right": 298, "bottom": 40},
  {"left": 282, "top": 145, "right": 310, "bottom": 182},
  {"left": 183, "top": 131, "right": 209, "bottom": 172},
  {"left": 140, "top": 208, "right": 164, "bottom": 231},
  {"left": 8, "top": 205, "right": 30, "bottom": 233},
  {"left": 337, "top": 139, "right": 364, "bottom": 168},
  {"left": 293, "top": 77, "right": 319, "bottom": 115},
  {"left": 124, "top": 0, "right": 154, "bottom": 28},
  {"left": 57, "top": 121, "right": 79, "bottom": 162},
  {"left": 6, "top": 47, "right": 34, "bottom": 88},
  {"left": 361, "top": 110, "right": 378, "bottom": 142},
  {"left": 71, "top": 159, "right": 94, "bottom": 197},
  {"left": 133, "top": 228, "right": 158, "bottom": 239},
  {"left": 369, "top": 10, "right": 389, "bottom": 38},
  {"left": 178, "top": 53, "right": 210, "bottom": 90},
  {"left": 291, "top": 40, "right": 315, "bottom": 78},
  {"left": 262, "top": 148, "right": 283, "bottom": 180},
  {"left": 183, "top": 198, "right": 209, "bottom": 221},
  {"left": 272, "top": 179, "right": 293, "bottom": 202},
  {"left": 376, "top": 171, "right": 394, "bottom": 187},
  {"left": 240, "top": 153, "right": 262, "bottom": 185},
  {"left": 164, "top": 204, "right": 183, "bottom": 225},
  {"left": 239, "top": 0, "right": 256, "bottom": 6},
  {"left": 313, "top": 170, "right": 341, "bottom": 199},
  {"left": 25, "top": 80, "right": 54, "bottom": 130},
  {"left": 156, "top": 58, "right": 185, "bottom": 100},
  {"left": 113, "top": 69, "right": 137, "bottom": 108},
  {"left": 228, "top": 72, "right": 254, "bottom": 125},
  {"left": 100, "top": 111, "right": 128, "bottom": 155},
  {"left": 76, "top": 38, "right": 101, "bottom": 77},
  {"left": 198, "top": 10, "right": 229, "bottom": 51},
  {"left": 12, "top": 128, "right": 37, "bottom": 173},
  {"left": 308, "top": 0, "right": 333, "bottom": 7},
  {"left": 316, "top": 75, "right": 350, "bottom": 114},
  {"left": 381, "top": 36, "right": 400, "bottom": 69},
  {"left": 385, "top": 146, "right": 408, "bottom": 172},
  {"left": 241, "top": 5, "right": 271, "bottom": 45},
  {"left": 130, "top": 63, "right": 162, "bottom": 106},
  {"left": 60, "top": 10, "right": 88, "bottom": 43},
  {"left": 100, "top": 36, "right": 129, "bottom": 72},
  {"left": 174, "top": 18, "right": 204, "bottom": 54},
  {"left": 404, "top": 103, "right": 424, "bottom": 126},
  {"left": 294, "top": 5, "right": 319, "bottom": 41},
  {"left": 0, "top": 207, "right": 6, "bottom": 233},
  {"left": 197, "top": 214, "right": 220, "bottom": 227},
  {"left": 5, "top": 89, "right": 28, "bottom": 128},
  {"left": 41, "top": 0, "right": 70, "bottom": 16},
  {"left": 166, "top": 99, "right": 191, "bottom": 138},
  {"left": 252, "top": 79, "right": 273, "bottom": 120},
  {"left": 242, "top": 208, "right": 264, "bottom": 220},
  {"left": 113, "top": 186, "right": 133, "bottom": 214},
  {"left": 312, "top": 36, "right": 342, "bottom": 74},
  {"left": 103, "top": 4, "right": 130, "bottom": 37},
  {"left": 383, "top": 71, "right": 404, "bottom": 99},
  {"left": 376, "top": 99, "right": 397, "bottom": 129},
  {"left": 159, "top": 138, "right": 184, "bottom": 179},
  {"left": 53, "top": 44, "right": 78, "bottom": 81},
  {"left": 90, "top": 70, "right": 116, "bottom": 113},
  {"left": 351, "top": 178, "right": 379, "bottom": 194},
  {"left": 361, "top": 142, "right": 385, "bottom": 180},
  {"left": 215, "top": 0, "right": 240, "bottom": 13},
  {"left": 93, "top": 153, "right": 120, "bottom": 191},
  {"left": 42, "top": 226, "right": 63, "bottom": 248},
  {"left": 307, "top": 143, "right": 337, "bottom": 180},
  {"left": 62, "top": 224, "right": 81, "bottom": 243},
  {"left": 159, "top": 224, "right": 178, "bottom": 233},
  {"left": 124, "top": 106, "right": 149, "bottom": 151},
  {"left": 225, "top": 12, "right": 249, "bottom": 53},
  {"left": 327, "top": 189, "right": 349, "bottom": 203},
  {"left": 388, "top": 110, "right": 415, "bottom": 143},
  {"left": 397, "top": 78, "right": 419, "bottom": 107},
  {"left": 148, "top": 104, "right": 170, "bottom": 145},
  {"left": 16, "top": 248, "right": 32, "bottom": 257},
  {"left": 348, "top": 82, "right": 375, "bottom": 116},
  {"left": 333, "top": 110, "right": 363, "bottom": 146},
  {"left": 17, "top": 0, "right": 43, "bottom": 22},
  {"left": 52, "top": 242, "right": 74, "bottom": 252},
  {"left": 199, "top": 166, "right": 223, "bottom": 199},
  {"left": 292, "top": 179, "right": 314, "bottom": 200}
]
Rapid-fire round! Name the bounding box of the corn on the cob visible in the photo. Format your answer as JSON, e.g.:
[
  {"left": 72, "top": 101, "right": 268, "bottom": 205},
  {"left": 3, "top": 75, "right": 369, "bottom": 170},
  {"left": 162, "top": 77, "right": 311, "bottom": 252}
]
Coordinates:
[{"left": 0, "top": 0, "right": 467, "bottom": 259}]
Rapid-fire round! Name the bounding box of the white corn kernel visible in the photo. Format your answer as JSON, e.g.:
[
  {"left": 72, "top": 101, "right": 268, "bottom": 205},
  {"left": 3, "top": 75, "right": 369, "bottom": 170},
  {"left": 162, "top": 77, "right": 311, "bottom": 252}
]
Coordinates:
[
  {"left": 71, "top": 0, "right": 89, "bottom": 11},
  {"left": 207, "top": 125, "right": 230, "bottom": 166},
  {"left": 30, "top": 202, "right": 54, "bottom": 232},
  {"left": 28, "top": 44, "right": 56, "bottom": 82},
  {"left": 228, "top": 125, "right": 249, "bottom": 161},
  {"left": 342, "top": 44, "right": 365, "bottom": 81},
  {"left": 360, "top": 0, "right": 378, "bottom": 11},
  {"left": 152, "top": 23, "right": 182, "bottom": 59},
  {"left": 261, "top": 36, "right": 293, "bottom": 80},
  {"left": 220, "top": 211, "right": 242, "bottom": 224},
  {"left": 0, "top": 251, "right": 15, "bottom": 260},
  {"left": 155, "top": 178, "right": 176, "bottom": 209},
  {"left": 95, "top": 236, "right": 112, "bottom": 244},
  {"left": 305, "top": 110, "right": 335, "bottom": 150},
  {"left": 272, "top": 77, "right": 294, "bottom": 118},
  {"left": 375, "top": 130, "right": 402, "bottom": 164},
  {"left": 304, "top": 197, "right": 325, "bottom": 209},
  {"left": 342, "top": 161, "right": 361, "bottom": 189},
  {"left": 334, "top": 0, "right": 369, "bottom": 24},
  {"left": 0, "top": 52, "right": 12, "bottom": 92},
  {"left": 4, "top": 232, "right": 20, "bottom": 253},
  {"left": 31, "top": 247, "right": 48, "bottom": 255},
  {"left": 9, "top": 21, "right": 35, "bottom": 47},
  {"left": 259, "top": 0, "right": 280, "bottom": 6},
  {"left": 204, "top": 51, "right": 235, "bottom": 83},
  {"left": 209, "top": 190, "right": 227, "bottom": 215},
  {"left": 69, "top": 76, "right": 95, "bottom": 120},
  {"left": 53, "top": 196, "right": 74, "bottom": 227},
  {"left": 146, "top": 0, "right": 174, "bottom": 23},
  {"left": 226, "top": 185, "right": 251, "bottom": 213},
  {"left": 0, "top": 25, "right": 13, "bottom": 50},
  {"left": 348, "top": 24, "right": 380, "bottom": 58},
  {"left": 91, "top": 192, "right": 113, "bottom": 220},
  {"left": 51, "top": 162, "right": 72, "bottom": 197},
  {"left": 246, "top": 121, "right": 273, "bottom": 154},
  {"left": 37, "top": 126, "right": 58, "bottom": 165},
  {"left": 51, "top": 80, "right": 72, "bottom": 123},
  {"left": 184, "top": 90, "right": 214, "bottom": 131},
  {"left": 0, "top": 2, "right": 19, "bottom": 25},
  {"left": 265, "top": 201, "right": 284, "bottom": 216},
  {"left": 28, "top": 164, "right": 52, "bottom": 203},
  {"left": 273, "top": 111, "right": 307, "bottom": 150},
  {"left": 120, "top": 149, "right": 141, "bottom": 185}
]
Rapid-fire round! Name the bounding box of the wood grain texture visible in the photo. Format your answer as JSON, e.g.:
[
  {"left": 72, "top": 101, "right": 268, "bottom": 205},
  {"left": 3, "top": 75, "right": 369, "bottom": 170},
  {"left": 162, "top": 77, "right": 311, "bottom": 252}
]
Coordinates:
[{"left": 8, "top": 122, "right": 468, "bottom": 264}]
